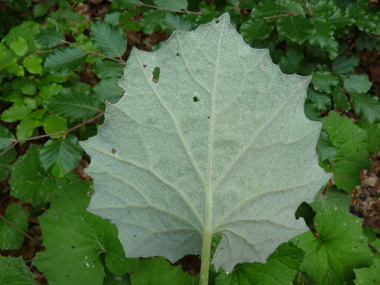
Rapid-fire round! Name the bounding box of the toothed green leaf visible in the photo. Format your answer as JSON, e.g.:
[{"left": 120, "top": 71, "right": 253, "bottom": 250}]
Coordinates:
[{"left": 81, "top": 14, "right": 330, "bottom": 273}]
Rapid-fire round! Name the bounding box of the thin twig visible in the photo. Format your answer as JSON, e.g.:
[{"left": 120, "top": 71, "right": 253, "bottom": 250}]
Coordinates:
[
  {"left": 61, "top": 40, "right": 126, "bottom": 65},
  {"left": 0, "top": 213, "right": 36, "bottom": 242},
  {"left": 0, "top": 142, "right": 18, "bottom": 157},
  {"left": 0, "top": 112, "right": 104, "bottom": 157},
  {"left": 28, "top": 49, "right": 54, "bottom": 58},
  {"left": 139, "top": 1, "right": 202, "bottom": 14},
  {"left": 304, "top": 0, "right": 314, "bottom": 17},
  {"left": 264, "top": 12, "right": 295, "bottom": 20}
]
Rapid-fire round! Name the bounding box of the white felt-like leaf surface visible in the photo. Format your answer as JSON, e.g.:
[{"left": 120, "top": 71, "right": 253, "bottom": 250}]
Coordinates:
[{"left": 81, "top": 14, "right": 330, "bottom": 272}]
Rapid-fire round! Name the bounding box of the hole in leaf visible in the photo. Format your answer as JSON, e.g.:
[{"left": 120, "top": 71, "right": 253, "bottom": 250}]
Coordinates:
[
  {"left": 152, "top": 67, "right": 160, "bottom": 83},
  {"left": 193, "top": 96, "right": 199, "bottom": 102},
  {"left": 207, "top": 116, "right": 210, "bottom": 119},
  {"left": 112, "top": 149, "right": 117, "bottom": 154},
  {"left": 143, "top": 64, "right": 147, "bottom": 68},
  {"left": 133, "top": 235, "right": 136, "bottom": 238},
  {"left": 87, "top": 192, "right": 92, "bottom": 197},
  {"left": 216, "top": 20, "right": 220, "bottom": 23},
  {"left": 176, "top": 52, "right": 180, "bottom": 56},
  {"left": 72, "top": 246, "right": 75, "bottom": 249}
]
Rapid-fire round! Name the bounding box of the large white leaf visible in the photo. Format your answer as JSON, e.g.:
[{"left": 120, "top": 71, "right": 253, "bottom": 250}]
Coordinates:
[{"left": 81, "top": 14, "right": 330, "bottom": 272}]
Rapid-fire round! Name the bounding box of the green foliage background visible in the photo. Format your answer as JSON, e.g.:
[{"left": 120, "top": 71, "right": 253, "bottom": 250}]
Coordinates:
[{"left": 0, "top": 0, "right": 379, "bottom": 284}]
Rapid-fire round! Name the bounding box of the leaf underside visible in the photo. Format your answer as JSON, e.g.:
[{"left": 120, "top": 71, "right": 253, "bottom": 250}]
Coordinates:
[{"left": 81, "top": 14, "right": 330, "bottom": 272}]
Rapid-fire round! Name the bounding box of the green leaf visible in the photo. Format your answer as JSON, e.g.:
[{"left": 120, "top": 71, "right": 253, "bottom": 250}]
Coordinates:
[
  {"left": 44, "top": 84, "right": 100, "bottom": 121},
  {"left": 112, "top": 0, "right": 140, "bottom": 9},
  {"left": 329, "top": 9, "right": 354, "bottom": 29},
  {"left": 10, "top": 144, "right": 57, "bottom": 206},
  {"left": 35, "top": 27, "right": 64, "bottom": 48},
  {"left": 104, "top": 11, "right": 122, "bottom": 26},
  {"left": 29, "top": 109, "right": 45, "bottom": 120},
  {"left": 0, "top": 203, "right": 29, "bottom": 250},
  {"left": 18, "top": 77, "right": 37, "bottom": 95},
  {"left": 304, "top": 99, "right": 321, "bottom": 121},
  {"left": 39, "top": 83, "right": 63, "bottom": 100},
  {"left": 332, "top": 87, "right": 350, "bottom": 111},
  {"left": 39, "top": 135, "right": 83, "bottom": 178},
  {"left": 91, "top": 21, "right": 127, "bottom": 58},
  {"left": 311, "top": 71, "right": 340, "bottom": 94},
  {"left": 93, "top": 77, "right": 124, "bottom": 104},
  {"left": 295, "top": 189, "right": 373, "bottom": 284},
  {"left": 46, "top": 73, "right": 69, "bottom": 83},
  {"left": 282, "top": 0, "right": 307, "bottom": 16},
  {"left": 322, "top": 112, "right": 370, "bottom": 192},
  {"left": 239, "top": 0, "right": 258, "bottom": 10},
  {"left": 23, "top": 55, "right": 43, "bottom": 74},
  {"left": 0, "top": 126, "right": 13, "bottom": 151},
  {"left": 33, "top": 174, "right": 135, "bottom": 285},
  {"left": 251, "top": 0, "right": 290, "bottom": 18},
  {"left": 0, "top": 43, "right": 5, "bottom": 62},
  {"left": 0, "top": 148, "right": 16, "bottom": 182},
  {"left": 310, "top": 0, "right": 336, "bottom": 15},
  {"left": 357, "top": 120, "right": 380, "bottom": 153},
  {"left": 240, "top": 18, "right": 273, "bottom": 43},
  {"left": 197, "top": 3, "right": 221, "bottom": 25},
  {"left": 308, "top": 18, "right": 333, "bottom": 48},
  {"left": 42, "top": 114, "right": 68, "bottom": 138},
  {"left": 316, "top": 130, "right": 337, "bottom": 163},
  {"left": 4, "top": 21, "right": 40, "bottom": 47},
  {"left": 162, "top": 13, "right": 192, "bottom": 33},
  {"left": 343, "top": 74, "right": 372, "bottom": 94},
  {"left": 140, "top": 10, "right": 167, "bottom": 34},
  {"left": 16, "top": 115, "right": 41, "bottom": 140},
  {"left": 0, "top": 256, "right": 36, "bottom": 284},
  {"left": 153, "top": 0, "right": 188, "bottom": 10},
  {"left": 131, "top": 257, "right": 193, "bottom": 284},
  {"left": 356, "top": 12, "right": 380, "bottom": 35},
  {"left": 10, "top": 37, "right": 28, "bottom": 56},
  {"left": 24, "top": 96, "right": 41, "bottom": 109},
  {"left": 351, "top": 93, "right": 380, "bottom": 124},
  {"left": 44, "top": 47, "right": 87, "bottom": 74},
  {"left": 307, "top": 87, "right": 330, "bottom": 111},
  {"left": 215, "top": 242, "right": 304, "bottom": 284},
  {"left": 81, "top": 14, "right": 330, "bottom": 272},
  {"left": 6, "top": 63, "right": 25, "bottom": 77},
  {"left": 103, "top": 270, "right": 130, "bottom": 285},
  {"left": 321, "top": 37, "right": 339, "bottom": 60},
  {"left": 332, "top": 55, "right": 359, "bottom": 74},
  {"left": 277, "top": 16, "right": 315, "bottom": 44},
  {"left": 93, "top": 60, "right": 124, "bottom": 79},
  {"left": 354, "top": 258, "right": 380, "bottom": 284},
  {"left": 1, "top": 105, "right": 33, "bottom": 123},
  {"left": 33, "top": 3, "right": 47, "bottom": 17},
  {"left": 279, "top": 48, "right": 304, "bottom": 74}
]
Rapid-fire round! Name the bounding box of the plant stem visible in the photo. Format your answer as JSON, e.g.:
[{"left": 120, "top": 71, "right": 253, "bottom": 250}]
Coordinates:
[
  {"left": 61, "top": 40, "right": 126, "bottom": 65},
  {"left": 304, "top": 0, "right": 314, "bottom": 17},
  {"left": 200, "top": 229, "right": 212, "bottom": 284},
  {"left": 200, "top": 185, "right": 213, "bottom": 285},
  {"left": 264, "top": 12, "right": 295, "bottom": 20},
  {"left": 0, "top": 213, "right": 36, "bottom": 242},
  {"left": 0, "top": 112, "right": 104, "bottom": 157}
]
